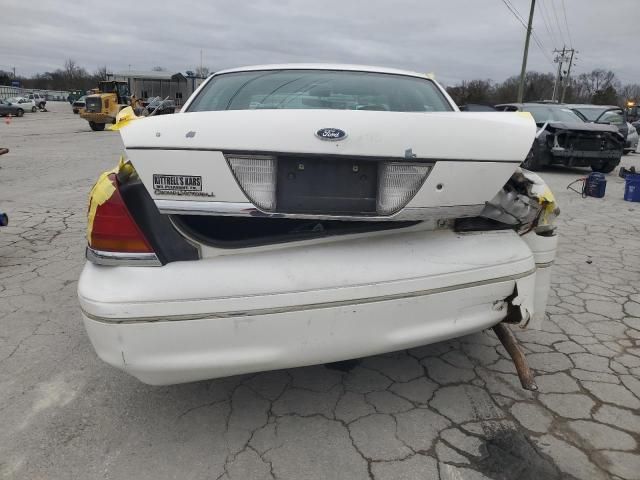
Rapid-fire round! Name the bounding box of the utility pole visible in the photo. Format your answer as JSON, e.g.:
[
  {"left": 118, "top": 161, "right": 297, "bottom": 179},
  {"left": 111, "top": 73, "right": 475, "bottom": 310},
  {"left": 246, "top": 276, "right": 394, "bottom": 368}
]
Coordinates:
[
  {"left": 560, "top": 49, "right": 576, "bottom": 103},
  {"left": 517, "top": 0, "right": 536, "bottom": 103},
  {"left": 551, "top": 46, "right": 566, "bottom": 102}
]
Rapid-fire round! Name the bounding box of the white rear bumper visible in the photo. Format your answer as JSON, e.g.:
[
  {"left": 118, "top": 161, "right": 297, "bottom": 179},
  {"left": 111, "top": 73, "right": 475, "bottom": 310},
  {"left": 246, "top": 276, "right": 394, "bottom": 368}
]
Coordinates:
[{"left": 78, "top": 229, "right": 555, "bottom": 385}]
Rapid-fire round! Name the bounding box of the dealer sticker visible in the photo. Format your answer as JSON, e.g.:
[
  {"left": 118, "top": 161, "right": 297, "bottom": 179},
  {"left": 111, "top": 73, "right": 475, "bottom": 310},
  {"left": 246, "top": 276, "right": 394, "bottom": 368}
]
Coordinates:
[{"left": 152, "top": 174, "right": 214, "bottom": 197}]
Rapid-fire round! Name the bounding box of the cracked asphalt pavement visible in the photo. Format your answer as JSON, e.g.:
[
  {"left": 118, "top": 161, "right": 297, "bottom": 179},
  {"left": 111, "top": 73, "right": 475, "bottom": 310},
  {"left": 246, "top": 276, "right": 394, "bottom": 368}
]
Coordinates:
[{"left": 1, "top": 103, "right": 640, "bottom": 480}]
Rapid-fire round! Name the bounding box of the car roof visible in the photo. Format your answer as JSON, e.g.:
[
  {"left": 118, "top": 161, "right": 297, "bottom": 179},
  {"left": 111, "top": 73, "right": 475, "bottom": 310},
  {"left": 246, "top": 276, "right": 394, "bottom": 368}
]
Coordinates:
[
  {"left": 496, "top": 103, "right": 572, "bottom": 108},
  {"left": 564, "top": 104, "right": 619, "bottom": 109},
  {"left": 213, "top": 63, "right": 431, "bottom": 80},
  {"left": 460, "top": 104, "right": 496, "bottom": 111}
]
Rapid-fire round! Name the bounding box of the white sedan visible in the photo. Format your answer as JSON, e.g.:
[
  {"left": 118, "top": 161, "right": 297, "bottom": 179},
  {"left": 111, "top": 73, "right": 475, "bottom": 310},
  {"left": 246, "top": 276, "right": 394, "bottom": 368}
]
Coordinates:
[
  {"left": 6, "top": 96, "right": 37, "bottom": 113},
  {"left": 78, "top": 64, "right": 558, "bottom": 386}
]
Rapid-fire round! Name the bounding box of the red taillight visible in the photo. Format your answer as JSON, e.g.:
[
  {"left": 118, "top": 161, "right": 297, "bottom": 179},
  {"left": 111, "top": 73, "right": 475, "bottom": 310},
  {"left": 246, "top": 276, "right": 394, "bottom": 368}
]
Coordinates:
[{"left": 88, "top": 175, "right": 154, "bottom": 253}]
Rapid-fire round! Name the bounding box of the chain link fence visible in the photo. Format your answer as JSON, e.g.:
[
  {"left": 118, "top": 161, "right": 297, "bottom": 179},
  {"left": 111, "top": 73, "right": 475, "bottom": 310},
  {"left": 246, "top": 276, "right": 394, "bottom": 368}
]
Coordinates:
[{"left": 0, "top": 85, "right": 70, "bottom": 101}]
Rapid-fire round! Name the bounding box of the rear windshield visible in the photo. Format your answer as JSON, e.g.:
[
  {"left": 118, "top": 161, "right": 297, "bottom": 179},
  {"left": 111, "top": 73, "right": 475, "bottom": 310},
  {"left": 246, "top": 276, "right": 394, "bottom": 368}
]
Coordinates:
[
  {"left": 187, "top": 70, "right": 453, "bottom": 113},
  {"left": 598, "top": 110, "right": 625, "bottom": 125},
  {"left": 572, "top": 107, "right": 609, "bottom": 121},
  {"left": 523, "top": 105, "right": 584, "bottom": 123}
]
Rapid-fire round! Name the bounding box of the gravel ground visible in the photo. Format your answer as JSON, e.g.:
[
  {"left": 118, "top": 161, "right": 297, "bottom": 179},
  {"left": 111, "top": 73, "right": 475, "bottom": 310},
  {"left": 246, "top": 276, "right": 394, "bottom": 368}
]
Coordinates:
[{"left": 1, "top": 102, "right": 639, "bottom": 480}]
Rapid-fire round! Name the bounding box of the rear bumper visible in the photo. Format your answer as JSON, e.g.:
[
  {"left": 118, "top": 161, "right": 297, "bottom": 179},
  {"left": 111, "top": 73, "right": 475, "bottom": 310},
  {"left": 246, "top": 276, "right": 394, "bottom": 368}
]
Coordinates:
[
  {"left": 78, "top": 229, "right": 556, "bottom": 385},
  {"left": 82, "top": 278, "right": 527, "bottom": 385}
]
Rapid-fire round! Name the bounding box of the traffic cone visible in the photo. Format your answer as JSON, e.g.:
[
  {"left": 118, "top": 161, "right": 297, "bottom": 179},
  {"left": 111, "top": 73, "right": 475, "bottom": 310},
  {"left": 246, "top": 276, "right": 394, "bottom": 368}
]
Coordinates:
[{"left": 4, "top": 114, "right": 11, "bottom": 125}]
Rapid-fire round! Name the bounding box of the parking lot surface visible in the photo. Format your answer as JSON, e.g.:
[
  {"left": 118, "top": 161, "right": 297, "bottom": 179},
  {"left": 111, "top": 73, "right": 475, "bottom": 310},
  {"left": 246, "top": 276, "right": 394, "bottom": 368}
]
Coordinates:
[{"left": 1, "top": 103, "right": 639, "bottom": 480}]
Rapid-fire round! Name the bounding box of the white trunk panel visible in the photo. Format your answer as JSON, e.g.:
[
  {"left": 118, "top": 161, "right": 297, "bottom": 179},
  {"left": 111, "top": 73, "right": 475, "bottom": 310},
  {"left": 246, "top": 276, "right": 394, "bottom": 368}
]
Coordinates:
[
  {"left": 122, "top": 109, "right": 535, "bottom": 215},
  {"left": 122, "top": 110, "right": 534, "bottom": 160}
]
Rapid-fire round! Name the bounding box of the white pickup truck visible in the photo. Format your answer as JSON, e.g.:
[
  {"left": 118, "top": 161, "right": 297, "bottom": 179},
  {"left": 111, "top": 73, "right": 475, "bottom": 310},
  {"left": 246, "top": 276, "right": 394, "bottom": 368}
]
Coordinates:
[{"left": 25, "top": 92, "right": 46, "bottom": 109}]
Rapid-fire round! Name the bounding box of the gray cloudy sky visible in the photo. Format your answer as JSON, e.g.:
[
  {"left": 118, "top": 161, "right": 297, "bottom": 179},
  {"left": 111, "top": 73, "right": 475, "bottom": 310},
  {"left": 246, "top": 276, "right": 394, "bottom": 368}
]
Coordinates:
[{"left": 2, "top": 0, "right": 638, "bottom": 86}]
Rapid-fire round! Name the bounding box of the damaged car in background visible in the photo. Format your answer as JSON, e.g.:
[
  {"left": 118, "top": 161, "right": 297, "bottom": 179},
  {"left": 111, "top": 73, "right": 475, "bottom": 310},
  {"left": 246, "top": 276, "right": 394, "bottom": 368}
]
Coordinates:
[
  {"left": 495, "top": 103, "right": 624, "bottom": 173},
  {"left": 77, "top": 65, "right": 558, "bottom": 388},
  {"left": 566, "top": 104, "right": 639, "bottom": 155}
]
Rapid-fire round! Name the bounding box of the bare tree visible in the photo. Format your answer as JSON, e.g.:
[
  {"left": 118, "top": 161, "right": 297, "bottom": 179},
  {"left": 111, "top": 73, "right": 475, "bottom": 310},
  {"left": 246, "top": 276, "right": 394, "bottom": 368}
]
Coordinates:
[
  {"left": 446, "top": 79, "right": 494, "bottom": 105},
  {"left": 0, "top": 70, "right": 12, "bottom": 84},
  {"left": 574, "top": 69, "right": 620, "bottom": 101},
  {"left": 62, "top": 58, "right": 89, "bottom": 87},
  {"left": 152, "top": 66, "right": 166, "bottom": 72},
  {"left": 64, "top": 58, "right": 78, "bottom": 77},
  {"left": 194, "top": 66, "right": 210, "bottom": 78},
  {"left": 94, "top": 66, "right": 108, "bottom": 81},
  {"left": 619, "top": 84, "right": 640, "bottom": 104},
  {"left": 523, "top": 72, "right": 555, "bottom": 101},
  {"left": 490, "top": 72, "right": 555, "bottom": 103},
  {"left": 592, "top": 85, "right": 619, "bottom": 105}
]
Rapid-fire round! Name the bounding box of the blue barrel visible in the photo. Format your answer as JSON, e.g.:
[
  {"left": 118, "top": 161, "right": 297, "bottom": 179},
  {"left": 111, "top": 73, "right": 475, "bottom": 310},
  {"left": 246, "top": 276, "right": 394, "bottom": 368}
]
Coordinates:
[
  {"left": 624, "top": 174, "right": 640, "bottom": 202},
  {"left": 585, "top": 172, "right": 607, "bottom": 198}
]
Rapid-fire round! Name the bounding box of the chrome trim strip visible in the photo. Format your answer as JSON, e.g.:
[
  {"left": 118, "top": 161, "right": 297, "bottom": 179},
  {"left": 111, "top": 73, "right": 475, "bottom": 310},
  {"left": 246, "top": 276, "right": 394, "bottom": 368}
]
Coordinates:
[
  {"left": 81, "top": 267, "right": 536, "bottom": 324},
  {"left": 86, "top": 247, "right": 162, "bottom": 267},
  {"left": 535, "top": 261, "right": 555, "bottom": 268},
  {"left": 156, "top": 200, "right": 485, "bottom": 221}
]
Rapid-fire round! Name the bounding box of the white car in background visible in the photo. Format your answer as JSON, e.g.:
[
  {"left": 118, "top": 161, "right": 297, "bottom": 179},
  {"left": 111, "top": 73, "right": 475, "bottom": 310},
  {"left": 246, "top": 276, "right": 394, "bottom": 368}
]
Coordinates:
[
  {"left": 626, "top": 122, "right": 639, "bottom": 153},
  {"left": 25, "top": 92, "right": 46, "bottom": 109},
  {"left": 78, "top": 64, "right": 559, "bottom": 385},
  {"left": 6, "top": 96, "right": 37, "bottom": 113}
]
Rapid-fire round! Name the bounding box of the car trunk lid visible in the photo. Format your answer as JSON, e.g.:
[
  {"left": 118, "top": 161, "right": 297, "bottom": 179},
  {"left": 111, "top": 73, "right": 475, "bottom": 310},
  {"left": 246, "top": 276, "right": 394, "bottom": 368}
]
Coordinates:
[{"left": 121, "top": 109, "right": 536, "bottom": 219}]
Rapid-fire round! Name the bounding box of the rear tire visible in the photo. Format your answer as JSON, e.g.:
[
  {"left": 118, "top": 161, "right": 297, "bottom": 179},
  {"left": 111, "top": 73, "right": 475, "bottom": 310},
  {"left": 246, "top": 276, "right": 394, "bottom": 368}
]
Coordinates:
[
  {"left": 522, "top": 149, "right": 542, "bottom": 171},
  {"left": 623, "top": 150, "right": 630, "bottom": 155},
  {"left": 16, "top": 109, "right": 24, "bottom": 117},
  {"left": 89, "top": 121, "right": 105, "bottom": 131},
  {"left": 31, "top": 106, "right": 37, "bottom": 113},
  {"left": 591, "top": 160, "right": 618, "bottom": 174}
]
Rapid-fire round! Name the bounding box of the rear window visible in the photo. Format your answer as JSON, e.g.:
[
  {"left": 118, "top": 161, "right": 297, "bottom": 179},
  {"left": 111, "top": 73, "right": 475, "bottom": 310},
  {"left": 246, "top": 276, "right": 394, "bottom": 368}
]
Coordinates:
[
  {"left": 598, "top": 110, "right": 625, "bottom": 125},
  {"left": 572, "top": 107, "right": 606, "bottom": 121},
  {"left": 187, "top": 69, "right": 453, "bottom": 113}
]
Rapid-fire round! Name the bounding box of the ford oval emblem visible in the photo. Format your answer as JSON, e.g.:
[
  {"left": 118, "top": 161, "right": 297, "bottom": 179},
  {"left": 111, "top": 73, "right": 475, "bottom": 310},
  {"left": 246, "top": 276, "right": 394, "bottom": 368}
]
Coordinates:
[{"left": 315, "top": 128, "right": 347, "bottom": 141}]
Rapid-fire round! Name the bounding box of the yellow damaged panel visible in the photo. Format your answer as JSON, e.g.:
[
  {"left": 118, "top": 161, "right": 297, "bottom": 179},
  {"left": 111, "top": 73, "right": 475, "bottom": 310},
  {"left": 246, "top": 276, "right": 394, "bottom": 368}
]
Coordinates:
[
  {"left": 86, "top": 156, "right": 128, "bottom": 241},
  {"left": 519, "top": 168, "right": 559, "bottom": 227},
  {"left": 108, "top": 106, "right": 142, "bottom": 131},
  {"left": 537, "top": 186, "right": 558, "bottom": 226}
]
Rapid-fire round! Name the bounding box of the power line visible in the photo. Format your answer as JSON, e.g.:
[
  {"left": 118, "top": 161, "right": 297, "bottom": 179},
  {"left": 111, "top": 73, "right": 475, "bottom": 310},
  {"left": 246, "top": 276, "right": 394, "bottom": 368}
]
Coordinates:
[
  {"left": 500, "top": 0, "right": 554, "bottom": 65},
  {"left": 503, "top": 0, "right": 527, "bottom": 23},
  {"left": 503, "top": 0, "right": 551, "bottom": 58},
  {"left": 537, "top": 0, "right": 560, "bottom": 48},
  {"left": 531, "top": 34, "right": 554, "bottom": 65},
  {"left": 501, "top": 0, "right": 527, "bottom": 27},
  {"left": 549, "top": 0, "right": 567, "bottom": 46},
  {"left": 561, "top": 0, "right": 573, "bottom": 48}
]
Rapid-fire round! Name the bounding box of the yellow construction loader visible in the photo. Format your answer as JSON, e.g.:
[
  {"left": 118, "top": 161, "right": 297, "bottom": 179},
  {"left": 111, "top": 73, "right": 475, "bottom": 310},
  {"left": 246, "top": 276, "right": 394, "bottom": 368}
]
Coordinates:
[{"left": 81, "top": 81, "right": 134, "bottom": 131}]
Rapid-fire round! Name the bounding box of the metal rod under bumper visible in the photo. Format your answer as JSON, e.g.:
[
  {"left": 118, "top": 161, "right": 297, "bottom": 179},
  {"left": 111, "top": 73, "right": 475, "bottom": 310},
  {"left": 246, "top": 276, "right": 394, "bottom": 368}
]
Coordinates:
[{"left": 492, "top": 323, "right": 538, "bottom": 391}]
